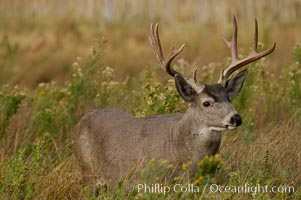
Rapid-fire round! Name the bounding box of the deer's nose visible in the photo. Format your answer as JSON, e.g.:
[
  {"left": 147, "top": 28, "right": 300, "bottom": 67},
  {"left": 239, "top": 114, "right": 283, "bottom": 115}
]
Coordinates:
[{"left": 230, "top": 114, "right": 242, "bottom": 126}]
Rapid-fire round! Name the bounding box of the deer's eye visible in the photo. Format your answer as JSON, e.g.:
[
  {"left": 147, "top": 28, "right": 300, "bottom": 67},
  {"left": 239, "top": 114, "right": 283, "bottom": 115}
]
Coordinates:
[{"left": 202, "top": 101, "right": 212, "bottom": 107}]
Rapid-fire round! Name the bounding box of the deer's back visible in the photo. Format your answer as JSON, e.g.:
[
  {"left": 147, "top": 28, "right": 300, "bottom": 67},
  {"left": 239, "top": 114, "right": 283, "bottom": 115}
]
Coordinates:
[{"left": 72, "top": 109, "right": 182, "bottom": 183}]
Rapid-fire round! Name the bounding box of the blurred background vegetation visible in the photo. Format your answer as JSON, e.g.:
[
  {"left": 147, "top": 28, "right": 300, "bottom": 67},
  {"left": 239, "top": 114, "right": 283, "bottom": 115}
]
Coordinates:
[
  {"left": 0, "top": 0, "right": 300, "bottom": 199},
  {"left": 0, "top": 0, "right": 300, "bottom": 87}
]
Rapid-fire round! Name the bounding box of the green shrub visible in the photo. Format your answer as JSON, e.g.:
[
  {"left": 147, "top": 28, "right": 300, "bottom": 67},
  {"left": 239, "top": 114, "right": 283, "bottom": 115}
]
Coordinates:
[
  {"left": 0, "top": 86, "right": 25, "bottom": 136},
  {"left": 0, "top": 137, "right": 49, "bottom": 199}
]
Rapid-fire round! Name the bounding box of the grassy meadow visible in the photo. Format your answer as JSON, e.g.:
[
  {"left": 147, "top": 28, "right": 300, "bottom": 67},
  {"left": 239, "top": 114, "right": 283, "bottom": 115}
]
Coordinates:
[{"left": 0, "top": 0, "right": 300, "bottom": 199}]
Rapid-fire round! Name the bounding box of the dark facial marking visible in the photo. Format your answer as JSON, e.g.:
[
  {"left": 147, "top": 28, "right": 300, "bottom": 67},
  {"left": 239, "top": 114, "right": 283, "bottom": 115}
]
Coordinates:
[{"left": 203, "top": 84, "right": 230, "bottom": 102}]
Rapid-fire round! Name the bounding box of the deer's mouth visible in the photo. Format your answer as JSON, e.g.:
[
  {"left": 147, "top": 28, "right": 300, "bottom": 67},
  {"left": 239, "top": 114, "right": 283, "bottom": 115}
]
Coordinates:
[
  {"left": 209, "top": 126, "right": 228, "bottom": 131},
  {"left": 212, "top": 125, "right": 236, "bottom": 131},
  {"left": 222, "top": 120, "right": 239, "bottom": 130},
  {"left": 206, "top": 125, "right": 237, "bottom": 132},
  {"left": 225, "top": 125, "right": 237, "bottom": 130}
]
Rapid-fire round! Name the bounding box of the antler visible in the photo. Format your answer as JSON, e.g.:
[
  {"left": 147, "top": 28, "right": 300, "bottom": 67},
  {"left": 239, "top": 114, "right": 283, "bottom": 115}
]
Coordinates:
[
  {"left": 149, "top": 23, "right": 186, "bottom": 77},
  {"left": 218, "top": 15, "right": 276, "bottom": 85},
  {"left": 192, "top": 66, "right": 198, "bottom": 82}
]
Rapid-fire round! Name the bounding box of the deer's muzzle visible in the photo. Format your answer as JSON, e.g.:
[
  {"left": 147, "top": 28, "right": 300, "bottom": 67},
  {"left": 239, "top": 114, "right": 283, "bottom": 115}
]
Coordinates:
[{"left": 230, "top": 114, "right": 242, "bottom": 127}]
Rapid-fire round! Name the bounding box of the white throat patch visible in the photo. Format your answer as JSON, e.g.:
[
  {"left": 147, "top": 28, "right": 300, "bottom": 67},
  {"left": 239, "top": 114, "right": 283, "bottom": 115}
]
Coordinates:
[{"left": 195, "top": 128, "right": 223, "bottom": 141}]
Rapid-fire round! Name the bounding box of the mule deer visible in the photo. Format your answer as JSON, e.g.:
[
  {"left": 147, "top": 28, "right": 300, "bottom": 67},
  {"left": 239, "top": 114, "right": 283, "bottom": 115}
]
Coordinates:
[{"left": 72, "top": 16, "right": 275, "bottom": 184}]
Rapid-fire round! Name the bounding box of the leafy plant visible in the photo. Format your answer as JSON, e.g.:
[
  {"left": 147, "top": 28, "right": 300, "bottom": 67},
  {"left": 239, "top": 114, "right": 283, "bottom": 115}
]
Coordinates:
[{"left": 0, "top": 86, "right": 25, "bottom": 136}]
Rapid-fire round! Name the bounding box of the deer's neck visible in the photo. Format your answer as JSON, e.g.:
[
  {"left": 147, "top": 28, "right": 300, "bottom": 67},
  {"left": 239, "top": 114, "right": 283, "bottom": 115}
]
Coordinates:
[{"left": 172, "top": 108, "right": 222, "bottom": 163}]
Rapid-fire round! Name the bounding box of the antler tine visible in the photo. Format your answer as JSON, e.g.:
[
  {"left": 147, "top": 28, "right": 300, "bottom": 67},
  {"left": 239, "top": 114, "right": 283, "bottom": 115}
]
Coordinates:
[
  {"left": 192, "top": 66, "right": 198, "bottom": 82},
  {"left": 149, "top": 23, "right": 185, "bottom": 77},
  {"left": 222, "top": 15, "right": 239, "bottom": 62},
  {"left": 218, "top": 16, "right": 276, "bottom": 85},
  {"left": 231, "top": 15, "right": 239, "bottom": 62},
  {"left": 149, "top": 23, "right": 164, "bottom": 66}
]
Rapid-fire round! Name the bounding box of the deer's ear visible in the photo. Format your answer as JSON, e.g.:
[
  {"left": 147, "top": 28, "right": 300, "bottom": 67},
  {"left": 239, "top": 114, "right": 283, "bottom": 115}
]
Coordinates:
[
  {"left": 226, "top": 69, "right": 248, "bottom": 98},
  {"left": 175, "top": 74, "right": 197, "bottom": 102}
]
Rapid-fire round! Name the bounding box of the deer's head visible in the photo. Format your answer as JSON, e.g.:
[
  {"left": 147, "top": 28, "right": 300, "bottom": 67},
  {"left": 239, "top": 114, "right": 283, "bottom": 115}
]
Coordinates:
[{"left": 149, "top": 16, "right": 275, "bottom": 131}]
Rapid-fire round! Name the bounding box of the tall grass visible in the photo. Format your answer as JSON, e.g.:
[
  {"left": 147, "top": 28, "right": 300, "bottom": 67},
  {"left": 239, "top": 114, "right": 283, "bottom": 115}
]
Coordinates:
[{"left": 0, "top": 35, "right": 300, "bottom": 199}]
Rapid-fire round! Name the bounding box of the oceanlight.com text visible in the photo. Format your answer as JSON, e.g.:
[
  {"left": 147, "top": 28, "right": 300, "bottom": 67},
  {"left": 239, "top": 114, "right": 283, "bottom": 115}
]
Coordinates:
[{"left": 209, "top": 184, "right": 295, "bottom": 196}]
